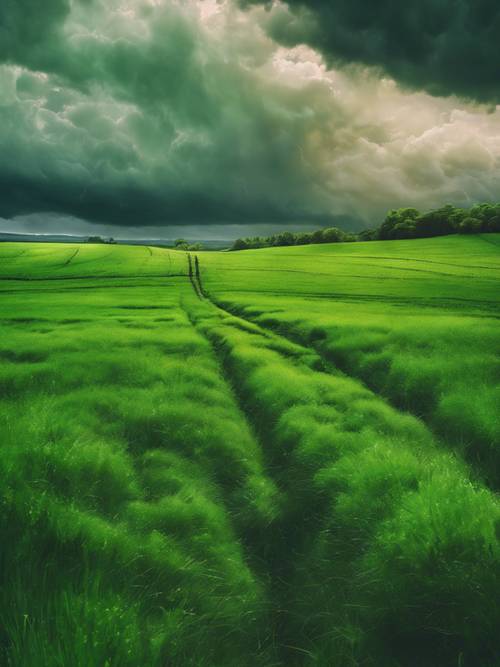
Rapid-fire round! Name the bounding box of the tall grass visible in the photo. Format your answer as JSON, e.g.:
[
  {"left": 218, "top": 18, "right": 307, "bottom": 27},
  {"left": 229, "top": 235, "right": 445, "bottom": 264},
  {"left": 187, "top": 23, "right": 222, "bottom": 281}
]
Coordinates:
[
  {"left": 186, "top": 291, "right": 500, "bottom": 666},
  {"left": 198, "top": 235, "right": 500, "bottom": 487},
  {"left": 218, "top": 297, "right": 500, "bottom": 487},
  {"left": 1, "top": 238, "right": 499, "bottom": 665},
  {"left": 0, "top": 281, "right": 280, "bottom": 665}
]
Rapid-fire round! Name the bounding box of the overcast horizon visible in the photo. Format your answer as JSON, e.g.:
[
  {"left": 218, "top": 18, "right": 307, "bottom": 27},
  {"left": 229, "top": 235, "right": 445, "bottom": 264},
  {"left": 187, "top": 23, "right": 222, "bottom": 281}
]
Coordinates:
[
  {"left": 1, "top": 0, "right": 500, "bottom": 239},
  {"left": 0, "top": 214, "right": 346, "bottom": 241}
]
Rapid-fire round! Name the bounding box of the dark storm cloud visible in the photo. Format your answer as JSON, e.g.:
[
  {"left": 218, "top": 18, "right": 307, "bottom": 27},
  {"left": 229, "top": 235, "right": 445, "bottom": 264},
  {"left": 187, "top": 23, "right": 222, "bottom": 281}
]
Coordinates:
[
  {"left": 0, "top": 0, "right": 500, "bottom": 233},
  {"left": 0, "top": 0, "right": 70, "bottom": 61},
  {"left": 243, "top": 0, "right": 500, "bottom": 102},
  {"left": 0, "top": 166, "right": 333, "bottom": 226},
  {"left": 0, "top": 1, "right": 344, "bottom": 226}
]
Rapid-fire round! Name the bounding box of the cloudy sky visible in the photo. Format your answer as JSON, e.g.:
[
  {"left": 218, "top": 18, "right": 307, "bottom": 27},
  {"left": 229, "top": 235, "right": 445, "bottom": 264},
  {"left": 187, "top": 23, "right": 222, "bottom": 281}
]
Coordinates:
[{"left": 1, "top": 0, "right": 500, "bottom": 239}]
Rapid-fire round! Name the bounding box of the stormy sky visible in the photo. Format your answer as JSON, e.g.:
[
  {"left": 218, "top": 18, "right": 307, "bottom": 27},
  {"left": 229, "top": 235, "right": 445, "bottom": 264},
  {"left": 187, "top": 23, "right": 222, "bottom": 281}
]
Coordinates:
[{"left": 1, "top": 0, "right": 500, "bottom": 239}]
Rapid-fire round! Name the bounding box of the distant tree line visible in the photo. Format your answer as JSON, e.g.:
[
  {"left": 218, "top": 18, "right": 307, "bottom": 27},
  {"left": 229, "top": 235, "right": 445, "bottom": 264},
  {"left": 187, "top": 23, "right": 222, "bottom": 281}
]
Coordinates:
[
  {"left": 86, "top": 236, "right": 117, "bottom": 244},
  {"left": 230, "top": 203, "right": 500, "bottom": 250},
  {"left": 231, "top": 227, "right": 356, "bottom": 251},
  {"left": 374, "top": 203, "right": 500, "bottom": 240}
]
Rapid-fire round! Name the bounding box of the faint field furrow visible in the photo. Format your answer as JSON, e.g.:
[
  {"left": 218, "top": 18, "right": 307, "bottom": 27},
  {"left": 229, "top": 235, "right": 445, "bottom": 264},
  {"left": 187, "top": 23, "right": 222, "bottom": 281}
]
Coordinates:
[
  {"left": 0, "top": 272, "right": 186, "bottom": 282},
  {"left": 260, "top": 252, "right": 500, "bottom": 271},
  {"left": 60, "top": 249, "right": 115, "bottom": 268},
  {"left": 211, "top": 260, "right": 478, "bottom": 279},
  {"left": 479, "top": 234, "right": 500, "bottom": 247},
  {"left": 204, "top": 287, "right": 500, "bottom": 313},
  {"left": 63, "top": 248, "right": 80, "bottom": 266}
]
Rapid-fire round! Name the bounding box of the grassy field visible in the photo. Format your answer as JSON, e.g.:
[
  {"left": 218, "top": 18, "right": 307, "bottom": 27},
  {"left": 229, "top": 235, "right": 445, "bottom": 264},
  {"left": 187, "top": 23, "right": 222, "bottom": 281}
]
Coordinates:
[
  {"left": 201, "top": 235, "right": 500, "bottom": 487},
  {"left": 0, "top": 237, "right": 499, "bottom": 666}
]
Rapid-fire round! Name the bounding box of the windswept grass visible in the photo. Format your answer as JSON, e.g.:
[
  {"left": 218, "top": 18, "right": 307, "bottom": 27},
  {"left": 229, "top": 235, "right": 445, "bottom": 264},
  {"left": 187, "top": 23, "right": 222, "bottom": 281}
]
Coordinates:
[
  {"left": 0, "top": 238, "right": 499, "bottom": 665},
  {"left": 185, "top": 291, "right": 500, "bottom": 666},
  {"left": 0, "top": 264, "right": 279, "bottom": 665},
  {"left": 200, "top": 235, "right": 500, "bottom": 487}
]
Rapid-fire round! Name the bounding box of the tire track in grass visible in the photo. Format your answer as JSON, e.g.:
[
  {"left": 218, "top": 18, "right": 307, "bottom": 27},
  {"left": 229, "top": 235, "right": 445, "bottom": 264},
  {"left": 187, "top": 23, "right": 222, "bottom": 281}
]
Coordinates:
[
  {"left": 190, "top": 255, "right": 327, "bottom": 368},
  {"left": 183, "top": 253, "right": 294, "bottom": 658},
  {"left": 187, "top": 258, "right": 431, "bottom": 662},
  {"left": 185, "top": 263, "right": 500, "bottom": 666},
  {"left": 62, "top": 247, "right": 80, "bottom": 267},
  {"left": 178, "top": 335, "right": 295, "bottom": 662},
  {"left": 187, "top": 253, "right": 205, "bottom": 299},
  {"left": 181, "top": 297, "right": 285, "bottom": 527},
  {"left": 204, "top": 283, "right": 500, "bottom": 491},
  {"left": 184, "top": 260, "right": 327, "bottom": 664},
  {"left": 194, "top": 257, "right": 500, "bottom": 488},
  {"left": 138, "top": 244, "right": 154, "bottom": 272},
  {"left": 183, "top": 256, "right": 286, "bottom": 527}
]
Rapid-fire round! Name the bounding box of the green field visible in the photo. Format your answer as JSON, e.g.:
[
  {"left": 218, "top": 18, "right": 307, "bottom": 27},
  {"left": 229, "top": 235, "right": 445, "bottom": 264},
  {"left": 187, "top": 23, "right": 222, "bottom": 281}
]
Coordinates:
[{"left": 0, "top": 236, "right": 499, "bottom": 666}]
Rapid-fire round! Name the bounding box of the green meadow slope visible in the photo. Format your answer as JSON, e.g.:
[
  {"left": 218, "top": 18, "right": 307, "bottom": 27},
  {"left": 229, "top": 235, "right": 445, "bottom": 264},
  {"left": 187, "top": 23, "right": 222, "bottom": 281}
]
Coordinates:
[
  {"left": 0, "top": 236, "right": 499, "bottom": 667},
  {"left": 201, "top": 235, "right": 500, "bottom": 486},
  {"left": 0, "top": 242, "right": 185, "bottom": 279}
]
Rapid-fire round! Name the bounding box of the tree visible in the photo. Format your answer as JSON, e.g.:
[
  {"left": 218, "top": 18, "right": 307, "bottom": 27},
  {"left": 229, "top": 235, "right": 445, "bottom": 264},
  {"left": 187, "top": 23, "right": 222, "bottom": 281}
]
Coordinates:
[
  {"left": 448, "top": 207, "right": 468, "bottom": 231},
  {"left": 273, "top": 232, "right": 295, "bottom": 246},
  {"left": 414, "top": 207, "right": 455, "bottom": 237},
  {"left": 458, "top": 217, "right": 482, "bottom": 234},
  {"left": 231, "top": 238, "right": 249, "bottom": 251},
  {"left": 391, "top": 221, "right": 417, "bottom": 239},
  {"left": 294, "top": 232, "right": 313, "bottom": 246},
  {"left": 311, "top": 229, "right": 325, "bottom": 244},
  {"left": 470, "top": 203, "right": 499, "bottom": 229},
  {"left": 487, "top": 216, "right": 500, "bottom": 232},
  {"left": 322, "top": 227, "right": 344, "bottom": 243},
  {"left": 358, "top": 228, "right": 379, "bottom": 241},
  {"left": 379, "top": 208, "right": 420, "bottom": 239}
]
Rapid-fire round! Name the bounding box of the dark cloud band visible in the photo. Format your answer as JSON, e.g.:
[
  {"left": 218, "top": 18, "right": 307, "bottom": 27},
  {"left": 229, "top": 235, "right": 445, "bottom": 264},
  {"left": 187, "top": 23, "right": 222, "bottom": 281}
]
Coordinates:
[{"left": 242, "top": 0, "right": 500, "bottom": 102}]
